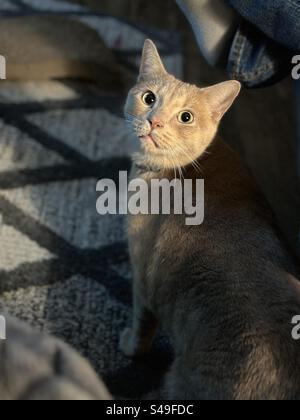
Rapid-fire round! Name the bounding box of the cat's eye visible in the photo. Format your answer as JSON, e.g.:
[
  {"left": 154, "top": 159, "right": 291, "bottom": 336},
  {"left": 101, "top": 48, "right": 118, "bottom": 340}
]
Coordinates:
[
  {"left": 142, "top": 91, "right": 156, "bottom": 107},
  {"left": 178, "top": 111, "right": 194, "bottom": 124}
]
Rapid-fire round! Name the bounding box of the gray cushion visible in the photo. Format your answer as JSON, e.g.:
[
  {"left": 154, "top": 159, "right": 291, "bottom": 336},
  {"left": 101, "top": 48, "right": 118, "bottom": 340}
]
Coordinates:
[{"left": 0, "top": 316, "right": 112, "bottom": 400}]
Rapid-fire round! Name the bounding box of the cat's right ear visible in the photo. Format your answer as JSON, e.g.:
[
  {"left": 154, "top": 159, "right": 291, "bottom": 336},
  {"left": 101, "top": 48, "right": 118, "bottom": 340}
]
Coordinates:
[
  {"left": 138, "top": 39, "right": 167, "bottom": 81},
  {"left": 202, "top": 80, "right": 241, "bottom": 123}
]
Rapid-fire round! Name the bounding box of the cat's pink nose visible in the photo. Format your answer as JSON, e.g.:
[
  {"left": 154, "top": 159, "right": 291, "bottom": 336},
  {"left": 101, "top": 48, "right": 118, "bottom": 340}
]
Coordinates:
[{"left": 149, "top": 117, "right": 164, "bottom": 129}]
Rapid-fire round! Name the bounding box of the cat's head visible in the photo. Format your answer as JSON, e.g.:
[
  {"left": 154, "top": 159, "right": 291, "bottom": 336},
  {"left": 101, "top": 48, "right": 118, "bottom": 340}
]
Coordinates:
[{"left": 125, "top": 39, "right": 241, "bottom": 171}]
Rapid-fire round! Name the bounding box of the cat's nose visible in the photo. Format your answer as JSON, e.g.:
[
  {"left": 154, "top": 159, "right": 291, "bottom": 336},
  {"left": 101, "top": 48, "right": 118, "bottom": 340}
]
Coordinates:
[{"left": 149, "top": 117, "right": 164, "bottom": 129}]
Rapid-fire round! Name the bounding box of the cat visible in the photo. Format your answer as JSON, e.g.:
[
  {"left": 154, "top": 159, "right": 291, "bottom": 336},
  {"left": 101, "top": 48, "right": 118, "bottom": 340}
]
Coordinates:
[{"left": 120, "top": 39, "right": 300, "bottom": 400}]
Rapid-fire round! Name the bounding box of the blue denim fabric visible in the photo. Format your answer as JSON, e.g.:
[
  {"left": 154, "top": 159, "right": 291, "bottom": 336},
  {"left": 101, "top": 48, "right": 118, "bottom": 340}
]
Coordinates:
[
  {"left": 229, "top": 0, "right": 300, "bottom": 50},
  {"left": 226, "top": 0, "right": 299, "bottom": 87},
  {"left": 222, "top": 1, "right": 300, "bottom": 256}
]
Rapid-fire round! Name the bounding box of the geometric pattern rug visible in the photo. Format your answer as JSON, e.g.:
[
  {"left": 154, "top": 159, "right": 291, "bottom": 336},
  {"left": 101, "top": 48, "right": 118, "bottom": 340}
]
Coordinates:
[{"left": 0, "top": 0, "right": 182, "bottom": 399}]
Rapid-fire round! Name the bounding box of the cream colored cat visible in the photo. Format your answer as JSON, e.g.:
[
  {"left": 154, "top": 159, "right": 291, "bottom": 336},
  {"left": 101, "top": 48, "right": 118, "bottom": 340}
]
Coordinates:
[{"left": 120, "top": 40, "right": 300, "bottom": 400}]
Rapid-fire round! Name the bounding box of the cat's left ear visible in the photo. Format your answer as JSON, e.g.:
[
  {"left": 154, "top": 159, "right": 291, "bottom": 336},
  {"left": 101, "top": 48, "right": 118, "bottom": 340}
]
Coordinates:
[
  {"left": 138, "top": 39, "right": 167, "bottom": 81},
  {"left": 202, "top": 81, "right": 241, "bottom": 123}
]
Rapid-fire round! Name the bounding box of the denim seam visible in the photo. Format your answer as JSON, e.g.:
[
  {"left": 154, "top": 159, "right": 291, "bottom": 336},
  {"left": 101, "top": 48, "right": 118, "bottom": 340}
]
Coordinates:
[
  {"left": 236, "top": 64, "right": 275, "bottom": 78},
  {"left": 236, "top": 35, "right": 246, "bottom": 75},
  {"left": 230, "top": 33, "right": 246, "bottom": 76},
  {"left": 286, "top": 0, "right": 300, "bottom": 10},
  {"left": 229, "top": 29, "right": 277, "bottom": 81}
]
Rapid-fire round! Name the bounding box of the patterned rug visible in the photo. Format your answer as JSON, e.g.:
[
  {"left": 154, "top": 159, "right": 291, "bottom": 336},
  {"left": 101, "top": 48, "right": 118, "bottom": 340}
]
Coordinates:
[{"left": 0, "top": 0, "right": 182, "bottom": 399}]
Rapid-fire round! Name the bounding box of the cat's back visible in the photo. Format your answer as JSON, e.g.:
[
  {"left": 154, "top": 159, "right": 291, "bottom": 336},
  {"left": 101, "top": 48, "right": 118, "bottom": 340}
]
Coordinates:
[{"left": 196, "top": 139, "right": 297, "bottom": 268}]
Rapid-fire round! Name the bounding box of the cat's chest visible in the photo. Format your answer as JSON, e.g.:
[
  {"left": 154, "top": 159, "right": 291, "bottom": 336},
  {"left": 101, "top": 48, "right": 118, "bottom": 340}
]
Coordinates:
[
  {"left": 127, "top": 212, "right": 162, "bottom": 263},
  {"left": 126, "top": 169, "right": 169, "bottom": 276}
]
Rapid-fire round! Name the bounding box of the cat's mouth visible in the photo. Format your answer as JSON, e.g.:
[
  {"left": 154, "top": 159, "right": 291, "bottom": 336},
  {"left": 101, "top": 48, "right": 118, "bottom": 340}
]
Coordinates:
[{"left": 139, "top": 134, "right": 159, "bottom": 149}]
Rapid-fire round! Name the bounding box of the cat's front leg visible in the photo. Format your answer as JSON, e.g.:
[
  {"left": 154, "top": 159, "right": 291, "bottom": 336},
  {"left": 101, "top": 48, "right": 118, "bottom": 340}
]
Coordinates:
[{"left": 120, "top": 292, "right": 158, "bottom": 357}]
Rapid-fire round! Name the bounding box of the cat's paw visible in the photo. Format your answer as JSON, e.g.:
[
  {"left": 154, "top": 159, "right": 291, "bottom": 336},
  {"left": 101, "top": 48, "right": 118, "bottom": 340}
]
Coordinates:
[{"left": 119, "top": 328, "right": 142, "bottom": 358}]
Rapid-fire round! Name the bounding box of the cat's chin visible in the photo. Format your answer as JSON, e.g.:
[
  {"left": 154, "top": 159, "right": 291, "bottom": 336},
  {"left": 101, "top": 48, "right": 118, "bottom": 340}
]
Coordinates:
[
  {"left": 133, "top": 149, "right": 200, "bottom": 173},
  {"left": 135, "top": 139, "right": 166, "bottom": 164},
  {"left": 132, "top": 152, "right": 166, "bottom": 173},
  {"left": 139, "top": 135, "right": 159, "bottom": 149}
]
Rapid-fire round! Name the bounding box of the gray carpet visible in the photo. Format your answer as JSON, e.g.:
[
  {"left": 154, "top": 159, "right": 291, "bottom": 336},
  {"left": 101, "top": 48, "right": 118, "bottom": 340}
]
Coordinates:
[{"left": 0, "top": 0, "right": 182, "bottom": 399}]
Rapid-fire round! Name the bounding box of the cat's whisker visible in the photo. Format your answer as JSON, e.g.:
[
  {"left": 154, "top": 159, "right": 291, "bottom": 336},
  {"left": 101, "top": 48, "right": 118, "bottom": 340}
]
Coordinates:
[
  {"left": 161, "top": 138, "right": 185, "bottom": 183},
  {"left": 161, "top": 142, "right": 178, "bottom": 182},
  {"left": 170, "top": 155, "right": 177, "bottom": 183},
  {"left": 161, "top": 135, "right": 203, "bottom": 177},
  {"left": 173, "top": 142, "right": 204, "bottom": 176}
]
